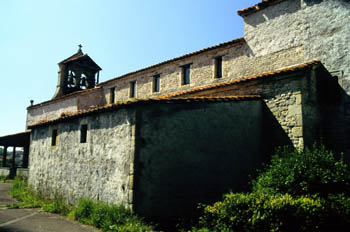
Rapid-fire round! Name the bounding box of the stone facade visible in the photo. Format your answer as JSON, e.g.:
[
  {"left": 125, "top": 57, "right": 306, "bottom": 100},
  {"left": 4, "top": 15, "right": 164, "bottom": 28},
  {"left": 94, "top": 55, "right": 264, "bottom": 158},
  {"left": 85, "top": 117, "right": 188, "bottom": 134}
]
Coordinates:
[
  {"left": 243, "top": 0, "right": 349, "bottom": 91},
  {"left": 28, "top": 98, "right": 267, "bottom": 220},
  {"left": 23, "top": 0, "right": 350, "bottom": 222},
  {"left": 27, "top": 88, "right": 106, "bottom": 128},
  {"left": 101, "top": 43, "right": 304, "bottom": 103},
  {"left": 29, "top": 109, "right": 135, "bottom": 206}
]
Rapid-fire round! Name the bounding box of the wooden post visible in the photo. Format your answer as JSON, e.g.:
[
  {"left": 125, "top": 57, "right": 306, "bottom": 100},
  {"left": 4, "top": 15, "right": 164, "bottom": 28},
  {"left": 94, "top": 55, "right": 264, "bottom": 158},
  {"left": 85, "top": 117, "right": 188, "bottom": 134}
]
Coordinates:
[
  {"left": 12, "top": 147, "right": 16, "bottom": 168},
  {"left": 2, "top": 146, "right": 7, "bottom": 167},
  {"left": 22, "top": 145, "right": 29, "bottom": 168}
]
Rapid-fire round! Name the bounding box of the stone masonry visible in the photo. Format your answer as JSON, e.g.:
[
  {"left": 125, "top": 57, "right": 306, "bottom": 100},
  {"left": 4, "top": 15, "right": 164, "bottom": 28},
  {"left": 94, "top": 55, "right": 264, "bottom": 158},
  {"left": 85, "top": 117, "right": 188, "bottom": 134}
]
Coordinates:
[{"left": 23, "top": 0, "right": 350, "bottom": 222}]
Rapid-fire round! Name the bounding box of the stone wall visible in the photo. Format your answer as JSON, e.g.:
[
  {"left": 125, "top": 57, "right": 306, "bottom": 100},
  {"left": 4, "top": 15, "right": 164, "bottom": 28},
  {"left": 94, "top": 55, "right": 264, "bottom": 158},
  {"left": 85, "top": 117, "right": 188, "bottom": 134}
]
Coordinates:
[
  {"left": 101, "top": 43, "right": 304, "bottom": 103},
  {"left": 0, "top": 167, "right": 10, "bottom": 177},
  {"left": 28, "top": 109, "right": 135, "bottom": 207},
  {"left": 302, "top": 0, "right": 350, "bottom": 92},
  {"left": 133, "top": 100, "right": 267, "bottom": 220},
  {"left": 29, "top": 99, "right": 272, "bottom": 220},
  {"left": 27, "top": 97, "right": 77, "bottom": 128},
  {"left": 185, "top": 71, "right": 312, "bottom": 149},
  {"left": 27, "top": 88, "right": 106, "bottom": 128},
  {"left": 242, "top": 0, "right": 350, "bottom": 155},
  {"left": 243, "top": 0, "right": 349, "bottom": 93}
]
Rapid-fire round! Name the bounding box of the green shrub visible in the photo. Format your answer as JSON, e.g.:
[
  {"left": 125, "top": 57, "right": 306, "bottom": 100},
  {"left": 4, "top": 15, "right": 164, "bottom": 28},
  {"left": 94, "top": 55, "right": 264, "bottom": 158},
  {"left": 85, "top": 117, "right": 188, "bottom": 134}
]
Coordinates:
[
  {"left": 191, "top": 145, "right": 350, "bottom": 231},
  {"left": 42, "top": 197, "right": 72, "bottom": 216},
  {"left": 73, "top": 198, "right": 95, "bottom": 225},
  {"left": 197, "top": 192, "right": 350, "bottom": 232},
  {"left": 0, "top": 176, "right": 8, "bottom": 182},
  {"left": 9, "top": 176, "right": 43, "bottom": 208},
  {"left": 252, "top": 144, "right": 350, "bottom": 196},
  {"left": 73, "top": 198, "right": 153, "bottom": 232}
]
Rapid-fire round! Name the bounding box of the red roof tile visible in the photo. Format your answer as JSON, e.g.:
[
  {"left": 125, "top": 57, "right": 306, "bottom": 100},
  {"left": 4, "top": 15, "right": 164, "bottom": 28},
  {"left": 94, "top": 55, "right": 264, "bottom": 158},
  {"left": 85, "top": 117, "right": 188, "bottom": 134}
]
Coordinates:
[
  {"left": 238, "top": 0, "right": 286, "bottom": 17},
  {"left": 159, "top": 60, "right": 320, "bottom": 98},
  {"left": 28, "top": 95, "right": 261, "bottom": 128}
]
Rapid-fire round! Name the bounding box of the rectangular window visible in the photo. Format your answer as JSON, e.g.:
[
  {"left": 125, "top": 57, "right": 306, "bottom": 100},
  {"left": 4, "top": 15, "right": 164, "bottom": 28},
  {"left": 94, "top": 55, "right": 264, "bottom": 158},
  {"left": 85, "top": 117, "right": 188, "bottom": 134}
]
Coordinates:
[
  {"left": 215, "top": 56, "right": 222, "bottom": 78},
  {"left": 51, "top": 129, "right": 57, "bottom": 146},
  {"left": 110, "top": 87, "right": 115, "bottom": 104},
  {"left": 80, "top": 124, "right": 88, "bottom": 143},
  {"left": 130, "top": 81, "right": 136, "bottom": 98},
  {"left": 182, "top": 64, "right": 191, "bottom": 85},
  {"left": 153, "top": 74, "right": 160, "bottom": 92}
]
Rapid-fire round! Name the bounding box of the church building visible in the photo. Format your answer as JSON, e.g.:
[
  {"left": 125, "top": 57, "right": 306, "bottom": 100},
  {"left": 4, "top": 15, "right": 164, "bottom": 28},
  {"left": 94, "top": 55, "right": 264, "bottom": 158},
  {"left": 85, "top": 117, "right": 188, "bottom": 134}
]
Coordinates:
[{"left": 0, "top": 0, "right": 349, "bottom": 220}]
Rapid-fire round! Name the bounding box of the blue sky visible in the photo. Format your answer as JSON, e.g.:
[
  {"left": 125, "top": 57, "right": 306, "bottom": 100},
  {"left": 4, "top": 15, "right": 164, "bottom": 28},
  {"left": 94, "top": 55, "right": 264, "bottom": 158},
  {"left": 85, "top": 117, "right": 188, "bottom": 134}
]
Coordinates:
[{"left": 0, "top": 0, "right": 260, "bottom": 136}]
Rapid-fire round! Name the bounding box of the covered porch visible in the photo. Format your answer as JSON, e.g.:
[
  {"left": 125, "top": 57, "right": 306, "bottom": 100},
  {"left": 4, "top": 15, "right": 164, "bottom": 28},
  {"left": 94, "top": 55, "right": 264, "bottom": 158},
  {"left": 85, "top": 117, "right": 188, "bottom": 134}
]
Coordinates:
[{"left": 0, "top": 131, "right": 30, "bottom": 178}]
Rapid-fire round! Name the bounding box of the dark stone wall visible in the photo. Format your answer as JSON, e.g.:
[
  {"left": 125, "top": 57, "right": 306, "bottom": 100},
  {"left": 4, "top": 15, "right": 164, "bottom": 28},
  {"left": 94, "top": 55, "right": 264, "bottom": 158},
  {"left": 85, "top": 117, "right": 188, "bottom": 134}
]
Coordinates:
[{"left": 133, "top": 100, "right": 267, "bottom": 221}]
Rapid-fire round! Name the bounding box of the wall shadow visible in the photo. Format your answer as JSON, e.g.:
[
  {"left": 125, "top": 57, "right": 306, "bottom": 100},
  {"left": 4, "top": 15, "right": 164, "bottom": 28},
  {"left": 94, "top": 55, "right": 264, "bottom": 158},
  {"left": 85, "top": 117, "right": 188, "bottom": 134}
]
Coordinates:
[
  {"left": 132, "top": 101, "right": 293, "bottom": 230},
  {"left": 317, "top": 69, "right": 350, "bottom": 162},
  {"left": 304, "top": 0, "right": 323, "bottom": 6}
]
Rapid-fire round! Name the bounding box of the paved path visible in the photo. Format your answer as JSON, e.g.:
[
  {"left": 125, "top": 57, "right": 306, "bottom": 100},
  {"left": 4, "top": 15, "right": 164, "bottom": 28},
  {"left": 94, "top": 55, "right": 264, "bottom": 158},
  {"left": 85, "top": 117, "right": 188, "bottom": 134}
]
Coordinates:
[{"left": 0, "top": 183, "right": 98, "bottom": 232}]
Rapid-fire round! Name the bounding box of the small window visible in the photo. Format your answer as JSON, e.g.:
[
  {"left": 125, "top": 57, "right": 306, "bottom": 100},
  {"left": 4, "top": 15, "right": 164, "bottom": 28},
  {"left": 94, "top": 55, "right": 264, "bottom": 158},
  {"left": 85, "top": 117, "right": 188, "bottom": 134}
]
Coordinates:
[
  {"left": 182, "top": 64, "right": 191, "bottom": 85},
  {"left": 153, "top": 74, "right": 160, "bottom": 92},
  {"left": 80, "top": 124, "right": 88, "bottom": 143},
  {"left": 215, "top": 56, "right": 222, "bottom": 78},
  {"left": 51, "top": 129, "right": 58, "bottom": 146},
  {"left": 130, "top": 81, "right": 136, "bottom": 98},
  {"left": 110, "top": 87, "right": 115, "bottom": 104}
]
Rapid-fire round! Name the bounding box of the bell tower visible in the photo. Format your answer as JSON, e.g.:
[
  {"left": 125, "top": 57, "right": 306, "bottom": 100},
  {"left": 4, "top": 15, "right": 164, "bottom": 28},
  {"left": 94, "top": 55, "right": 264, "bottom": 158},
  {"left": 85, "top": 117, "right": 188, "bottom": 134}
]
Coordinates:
[{"left": 52, "top": 45, "right": 102, "bottom": 99}]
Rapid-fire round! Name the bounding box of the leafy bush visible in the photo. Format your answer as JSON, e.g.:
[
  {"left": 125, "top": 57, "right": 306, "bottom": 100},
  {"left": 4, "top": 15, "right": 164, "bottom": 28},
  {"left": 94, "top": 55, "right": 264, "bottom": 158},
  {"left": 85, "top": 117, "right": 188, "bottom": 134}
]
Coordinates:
[
  {"left": 191, "top": 145, "right": 350, "bottom": 231},
  {"left": 252, "top": 144, "right": 350, "bottom": 196},
  {"left": 42, "top": 197, "right": 72, "bottom": 216}
]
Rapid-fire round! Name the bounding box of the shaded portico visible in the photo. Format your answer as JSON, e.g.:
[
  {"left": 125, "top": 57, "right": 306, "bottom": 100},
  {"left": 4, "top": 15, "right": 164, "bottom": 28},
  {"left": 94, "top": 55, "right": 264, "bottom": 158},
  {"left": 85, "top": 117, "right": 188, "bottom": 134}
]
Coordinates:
[{"left": 0, "top": 131, "right": 30, "bottom": 178}]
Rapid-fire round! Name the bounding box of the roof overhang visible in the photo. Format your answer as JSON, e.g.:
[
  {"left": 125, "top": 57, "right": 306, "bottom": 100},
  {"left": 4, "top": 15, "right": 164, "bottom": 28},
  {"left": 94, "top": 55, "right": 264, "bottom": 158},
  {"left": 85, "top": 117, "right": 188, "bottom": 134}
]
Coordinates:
[
  {"left": 238, "top": 0, "right": 286, "bottom": 17},
  {"left": 0, "top": 131, "right": 31, "bottom": 147}
]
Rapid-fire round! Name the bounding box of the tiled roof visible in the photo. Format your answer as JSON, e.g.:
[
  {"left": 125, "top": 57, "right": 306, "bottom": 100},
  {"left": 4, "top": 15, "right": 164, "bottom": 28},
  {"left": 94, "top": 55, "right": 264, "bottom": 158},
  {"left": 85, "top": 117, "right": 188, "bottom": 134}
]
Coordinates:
[
  {"left": 238, "top": 0, "right": 286, "bottom": 17},
  {"left": 59, "top": 52, "right": 102, "bottom": 70},
  {"left": 98, "top": 38, "right": 245, "bottom": 86},
  {"left": 28, "top": 95, "right": 261, "bottom": 128},
  {"left": 59, "top": 51, "right": 84, "bottom": 64},
  {"left": 159, "top": 60, "right": 320, "bottom": 98}
]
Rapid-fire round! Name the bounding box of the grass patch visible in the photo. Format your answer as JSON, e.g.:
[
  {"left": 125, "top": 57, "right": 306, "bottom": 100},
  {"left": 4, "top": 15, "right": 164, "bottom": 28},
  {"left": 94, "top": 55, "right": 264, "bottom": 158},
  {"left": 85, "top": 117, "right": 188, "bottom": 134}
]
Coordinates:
[
  {"left": 73, "top": 198, "right": 154, "bottom": 231},
  {"left": 8, "top": 177, "right": 154, "bottom": 231},
  {"left": 0, "top": 176, "right": 8, "bottom": 182}
]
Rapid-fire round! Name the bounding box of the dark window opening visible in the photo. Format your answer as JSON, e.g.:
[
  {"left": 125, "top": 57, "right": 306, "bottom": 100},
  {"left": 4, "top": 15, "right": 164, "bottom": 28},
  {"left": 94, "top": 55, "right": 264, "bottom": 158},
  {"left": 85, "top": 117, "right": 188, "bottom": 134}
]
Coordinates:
[
  {"left": 51, "top": 129, "right": 57, "bottom": 146},
  {"left": 182, "top": 64, "right": 191, "bottom": 85},
  {"left": 215, "top": 56, "right": 222, "bottom": 78},
  {"left": 153, "top": 75, "right": 160, "bottom": 92},
  {"left": 130, "top": 81, "right": 136, "bottom": 98},
  {"left": 110, "top": 87, "right": 115, "bottom": 103},
  {"left": 80, "top": 124, "right": 88, "bottom": 143}
]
